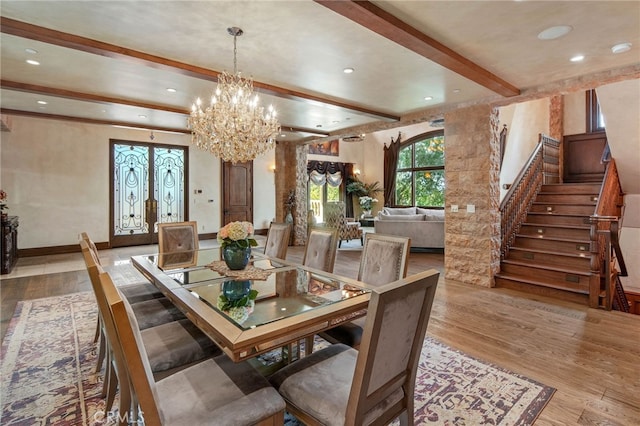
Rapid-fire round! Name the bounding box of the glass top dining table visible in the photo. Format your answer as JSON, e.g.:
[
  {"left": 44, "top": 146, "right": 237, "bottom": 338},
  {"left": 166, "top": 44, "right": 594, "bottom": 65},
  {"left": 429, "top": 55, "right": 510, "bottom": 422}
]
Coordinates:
[{"left": 131, "top": 247, "right": 371, "bottom": 362}]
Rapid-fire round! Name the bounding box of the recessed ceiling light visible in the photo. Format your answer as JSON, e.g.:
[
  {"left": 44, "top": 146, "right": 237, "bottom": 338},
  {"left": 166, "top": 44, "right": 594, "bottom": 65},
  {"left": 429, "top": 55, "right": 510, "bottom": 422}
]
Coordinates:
[
  {"left": 25, "top": 48, "right": 38, "bottom": 54},
  {"left": 37, "top": 100, "right": 48, "bottom": 105},
  {"left": 424, "top": 96, "right": 433, "bottom": 101},
  {"left": 166, "top": 88, "right": 177, "bottom": 93},
  {"left": 332, "top": 120, "right": 340, "bottom": 124},
  {"left": 343, "top": 67, "right": 354, "bottom": 74},
  {"left": 611, "top": 42, "right": 632, "bottom": 54},
  {"left": 138, "top": 114, "right": 147, "bottom": 119},
  {"left": 537, "top": 25, "right": 572, "bottom": 40},
  {"left": 570, "top": 54, "right": 585, "bottom": 62},
  {"left": 316, "top": 124, "right": 323, "bottom": 128},
  {"left": 452, "top": 89, "right": 461, "bottom": 93},
  {"left": 280, "top": 134, "right": 286, "bottom": 137},
  {"left": 26, "top": 59, "right": 40, "bottom": 66}
]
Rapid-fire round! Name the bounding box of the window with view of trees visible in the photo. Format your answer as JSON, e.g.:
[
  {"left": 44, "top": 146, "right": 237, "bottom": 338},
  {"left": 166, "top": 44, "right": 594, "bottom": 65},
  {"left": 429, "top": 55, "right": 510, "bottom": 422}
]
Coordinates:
[{"left": 395, "top": 131, "right": 445, "bottom": 207}]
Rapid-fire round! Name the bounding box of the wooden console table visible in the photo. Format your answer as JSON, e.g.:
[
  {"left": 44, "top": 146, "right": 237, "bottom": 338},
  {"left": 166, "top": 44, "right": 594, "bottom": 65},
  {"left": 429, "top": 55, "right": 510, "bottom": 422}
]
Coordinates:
[{"left": 1, "top": 215, "right": 18, "bottom": 274}]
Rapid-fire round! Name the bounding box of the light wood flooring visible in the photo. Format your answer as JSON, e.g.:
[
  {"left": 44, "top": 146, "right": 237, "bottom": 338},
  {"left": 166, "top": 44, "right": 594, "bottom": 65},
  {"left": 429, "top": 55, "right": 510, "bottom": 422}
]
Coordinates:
[{"left": 1, "top": 243, "right": 638, "bottom": 425}]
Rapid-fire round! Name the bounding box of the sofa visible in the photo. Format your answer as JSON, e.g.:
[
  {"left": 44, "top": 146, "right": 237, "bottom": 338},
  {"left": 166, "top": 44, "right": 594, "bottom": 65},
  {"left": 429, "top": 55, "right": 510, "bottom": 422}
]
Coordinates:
[{"left": 373, "top": 206, "right": 444, "bottom": 249}]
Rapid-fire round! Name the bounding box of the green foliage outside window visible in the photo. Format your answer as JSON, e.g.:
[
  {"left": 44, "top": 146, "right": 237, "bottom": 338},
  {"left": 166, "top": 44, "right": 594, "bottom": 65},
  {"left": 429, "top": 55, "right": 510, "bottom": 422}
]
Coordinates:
[{"left": 395, "top": 133, "right": 445, "bottom": 207}]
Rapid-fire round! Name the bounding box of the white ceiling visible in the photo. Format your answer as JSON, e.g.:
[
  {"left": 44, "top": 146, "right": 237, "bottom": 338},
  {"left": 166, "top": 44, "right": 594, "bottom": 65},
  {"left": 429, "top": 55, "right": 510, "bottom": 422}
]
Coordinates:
[{"left": 1, "top": 1, "right": 639, "bottom": 141}]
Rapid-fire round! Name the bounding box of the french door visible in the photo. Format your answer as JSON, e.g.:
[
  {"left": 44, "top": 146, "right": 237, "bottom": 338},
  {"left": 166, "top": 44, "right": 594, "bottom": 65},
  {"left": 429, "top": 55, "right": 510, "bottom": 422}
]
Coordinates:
[{"left": 109, "top": 140, "right": 188, "bottom": 248}]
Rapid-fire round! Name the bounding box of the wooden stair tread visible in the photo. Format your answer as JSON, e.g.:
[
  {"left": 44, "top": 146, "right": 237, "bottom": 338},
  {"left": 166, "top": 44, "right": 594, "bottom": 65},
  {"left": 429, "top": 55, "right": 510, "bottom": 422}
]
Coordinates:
[
  {"left": 509, "top": 246, "right": 590, "bottom": 259},
  {"left": 515, "top": 234, "right": 590, "bottom": 244},
  {"left": 495, "top": 272, "right": 590, "bottom": 295},
  {"left": 532, "top": 202, "right": 596, "bottom": 206},
  {"left": 502, "top": 259, "right": 589, "bottom": 276},
  {"left": 521, "top": 223, "right": 590, "bottom": 230},
  {"left": 527, "top": 212, "right": 591, "bottom": 217}
]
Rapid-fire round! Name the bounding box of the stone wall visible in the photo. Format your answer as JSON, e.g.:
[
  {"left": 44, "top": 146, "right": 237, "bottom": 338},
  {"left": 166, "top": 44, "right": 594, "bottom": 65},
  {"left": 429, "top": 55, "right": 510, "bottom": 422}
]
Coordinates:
[
  {"left": 275, "top": 142, "right": 308, "bottom": 246},
  {"left": 443, "top": 105, "right": 501, "bottom": 287}
]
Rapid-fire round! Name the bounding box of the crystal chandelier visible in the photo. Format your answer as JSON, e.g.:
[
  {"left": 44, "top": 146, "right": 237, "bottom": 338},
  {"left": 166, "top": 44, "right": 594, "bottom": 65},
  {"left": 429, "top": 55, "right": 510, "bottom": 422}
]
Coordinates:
[{"left": 188, "top": 27, "right": 280, "bottom": 163}]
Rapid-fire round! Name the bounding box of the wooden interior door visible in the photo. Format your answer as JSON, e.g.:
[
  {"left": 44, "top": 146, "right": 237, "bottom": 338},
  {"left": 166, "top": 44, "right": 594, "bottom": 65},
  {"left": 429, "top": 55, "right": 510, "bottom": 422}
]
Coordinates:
[
  {"left": 563, "top": 131, "right": 607, "bottom": 182},
  {"left": 222, "top": 161, "right": 253, "bottom": 225}
]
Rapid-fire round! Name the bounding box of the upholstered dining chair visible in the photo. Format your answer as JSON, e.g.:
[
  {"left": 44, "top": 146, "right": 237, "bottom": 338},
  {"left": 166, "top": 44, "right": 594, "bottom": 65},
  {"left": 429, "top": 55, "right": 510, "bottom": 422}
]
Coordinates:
[
  {"left": 81, "top": 241, "right": 221, "bottom": 413},
  {"left": 302, "top": 226, "right": 339, "bottom": 273},
  {"left": 264, "top": 222, "right": 291, "bottom": 259},
  {"left": 80, "top": 233, "right": 166, "bottom": 379},
  {"left": 269, "top": 269, "right": 439, "bottom": 426},
  {"left": 324, "top": 201, "right": 363, "bottom": 248},
  {"left": 103, "top": 271, "right": 286, "bottom": 426},
  {"left": 320, "top": 233, "right": 411, "bottom": 348}
]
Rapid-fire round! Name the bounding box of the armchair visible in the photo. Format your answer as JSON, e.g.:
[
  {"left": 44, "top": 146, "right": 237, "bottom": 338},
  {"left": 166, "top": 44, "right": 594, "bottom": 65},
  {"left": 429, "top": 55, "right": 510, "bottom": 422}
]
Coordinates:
[{"left": 324, "top": 201, "right": 363, "bottom": 248}]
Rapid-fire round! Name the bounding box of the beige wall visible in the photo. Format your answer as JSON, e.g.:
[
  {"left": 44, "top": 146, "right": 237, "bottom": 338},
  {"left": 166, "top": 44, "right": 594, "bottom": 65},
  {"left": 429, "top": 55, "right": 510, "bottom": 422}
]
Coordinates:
[
  {"left": 499, "top": 98, "right": 550, "bottom": 200},
  {"left": 0, "top": 116, "right": 275, "bottom": 249}
]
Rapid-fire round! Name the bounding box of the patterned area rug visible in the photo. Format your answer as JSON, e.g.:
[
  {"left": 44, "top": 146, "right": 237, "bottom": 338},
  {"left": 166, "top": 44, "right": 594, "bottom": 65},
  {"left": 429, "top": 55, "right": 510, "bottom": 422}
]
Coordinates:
[{"left": 1, "top": 292, "right": 555, "bottom": 425}]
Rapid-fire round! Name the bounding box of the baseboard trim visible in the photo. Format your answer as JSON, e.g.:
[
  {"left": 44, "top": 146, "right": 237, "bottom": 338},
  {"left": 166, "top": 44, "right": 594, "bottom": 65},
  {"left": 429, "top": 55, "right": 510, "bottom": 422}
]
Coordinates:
[{"left": 18, "top": 232, "right": 223, "bottom": 257}]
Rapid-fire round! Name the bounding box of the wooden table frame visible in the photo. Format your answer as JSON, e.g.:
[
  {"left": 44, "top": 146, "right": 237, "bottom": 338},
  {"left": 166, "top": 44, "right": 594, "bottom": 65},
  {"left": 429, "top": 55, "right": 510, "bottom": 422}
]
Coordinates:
[{"left": 132, "top": 253, "right": 370, "bottom": 362}]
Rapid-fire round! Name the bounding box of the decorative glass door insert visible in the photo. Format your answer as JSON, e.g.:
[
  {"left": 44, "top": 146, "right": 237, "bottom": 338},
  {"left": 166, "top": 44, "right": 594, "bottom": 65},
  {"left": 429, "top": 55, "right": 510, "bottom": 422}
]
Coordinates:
[{"left": 111, "top": 140, "right": 187, "bottom": 247}]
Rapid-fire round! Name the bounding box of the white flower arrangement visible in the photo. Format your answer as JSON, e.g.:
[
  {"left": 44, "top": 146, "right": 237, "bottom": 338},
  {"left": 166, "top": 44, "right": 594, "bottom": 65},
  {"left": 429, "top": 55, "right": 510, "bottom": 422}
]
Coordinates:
[{"left": 359, "top": 196, "right": 378, "bottom": 211}]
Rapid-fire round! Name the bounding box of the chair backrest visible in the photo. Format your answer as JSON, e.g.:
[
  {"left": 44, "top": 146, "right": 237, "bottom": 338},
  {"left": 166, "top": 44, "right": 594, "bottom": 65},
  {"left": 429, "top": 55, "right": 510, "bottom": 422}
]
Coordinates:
[
  {"left": 102, "top": 270, "right": 165, "bottom": 425},
  {"left": 80, "top": 241, "right": 134, "bottom": 424},
  {"left": 346, "top": 269, "right": 439, "bottom": 425},
  {"left": 157, "top": 221, "right": 199, "bottom": 253},
  {"left": 324, "top": 202, "right": 348, "bottom": 232},
  {"left": 79, "top": 232, "right": 101, "bottom": 266},
  {"left": 302, "top": 226, "right": 338, "bottom": 273},
  {"left": 264, "top": 222, "right": 291, "bottom": 259},
  {"left": 358, "top": 233, "right": 410, "bottom": 287}
]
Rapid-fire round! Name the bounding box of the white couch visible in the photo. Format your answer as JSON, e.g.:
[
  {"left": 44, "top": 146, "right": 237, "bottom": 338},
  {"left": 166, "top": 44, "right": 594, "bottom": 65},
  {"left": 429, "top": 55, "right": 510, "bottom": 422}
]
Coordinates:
[{"left": 373, "top": 207, "right": 444, "bottom": 249}]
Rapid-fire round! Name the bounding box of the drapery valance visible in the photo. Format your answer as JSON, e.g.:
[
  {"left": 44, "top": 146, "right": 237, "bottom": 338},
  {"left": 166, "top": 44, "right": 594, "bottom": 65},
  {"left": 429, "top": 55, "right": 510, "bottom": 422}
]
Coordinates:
[{"left": 307, "top": 161, "right": 355, "bottom": 217}]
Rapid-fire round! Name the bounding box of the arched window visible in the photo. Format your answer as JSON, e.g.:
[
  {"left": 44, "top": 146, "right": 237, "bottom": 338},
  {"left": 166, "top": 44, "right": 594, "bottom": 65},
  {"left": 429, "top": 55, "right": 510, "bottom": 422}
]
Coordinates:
[{"left": 395, "top": 130, "right": 445, "bottom": 207}]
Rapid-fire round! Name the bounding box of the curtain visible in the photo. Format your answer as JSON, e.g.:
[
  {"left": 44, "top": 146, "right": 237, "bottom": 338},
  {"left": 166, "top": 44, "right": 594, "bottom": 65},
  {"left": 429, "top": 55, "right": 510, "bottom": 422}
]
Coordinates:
[
  {"left": 307, "top": 161, "right": 355, "bottom": 217},
  {"left": 383, "top": 132, "right": 402, "bottom": 207}
]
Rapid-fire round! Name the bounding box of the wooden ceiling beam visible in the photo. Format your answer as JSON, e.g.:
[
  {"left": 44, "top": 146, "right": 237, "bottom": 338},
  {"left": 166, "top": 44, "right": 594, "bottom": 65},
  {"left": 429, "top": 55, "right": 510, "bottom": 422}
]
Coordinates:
[
  {"left": 0, "top": 17, "right": 399, "bottom": 122},
  {"left": 0, "top": 108, "right": 190, "bottom": 133},
  {"left": 1, "top": 80, "right": 187, "bottom": 114},
  {"left": 314, "top": 0, "right": 520, "bottom": 97}
]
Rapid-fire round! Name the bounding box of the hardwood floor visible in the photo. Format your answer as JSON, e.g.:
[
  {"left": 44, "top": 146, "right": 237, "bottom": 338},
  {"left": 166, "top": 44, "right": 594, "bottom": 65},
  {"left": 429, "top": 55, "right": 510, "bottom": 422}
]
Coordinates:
[{"left": 1, "top": 244, "right": 638, "bottom": 424}]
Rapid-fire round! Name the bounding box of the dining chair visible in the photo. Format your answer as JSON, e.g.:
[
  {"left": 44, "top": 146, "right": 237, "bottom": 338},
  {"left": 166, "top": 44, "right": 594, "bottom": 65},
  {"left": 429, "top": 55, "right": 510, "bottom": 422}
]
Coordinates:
[
  {"left": 324, "top": 201, "right": 363, "bottom": 248},
  {"left": 264, "top": 222, "right": 291, "bottom": 259},
  {"left": 302, "top": 226, "right": 339, "bottom": 273},
  {"left": 157, "top": 221, "right": 198, "bottom": 253},
  {"left": 320, "top": 233, "right": 411, "bottom": 348},
  {"left": 81, "top": 241, "right": 221, "bottom": 413},
  {"left": 269, "top": 269, "right": 440, "bottom": 426},
  {"left": 103, "top": 270, "right": 286, "bottom": 425},
  {"left": 80, "top": 232, "right": 164, "bottom": 304}
]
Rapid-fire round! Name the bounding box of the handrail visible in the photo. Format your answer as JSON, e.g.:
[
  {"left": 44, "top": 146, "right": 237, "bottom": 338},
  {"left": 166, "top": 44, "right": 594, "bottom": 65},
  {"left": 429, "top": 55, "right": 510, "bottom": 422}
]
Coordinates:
[
  {"left": 589, "top": 158, "right": 627, "bottom": 309},
  {"left": 499, "top": 134, "right": 560, "bottom": 259}
]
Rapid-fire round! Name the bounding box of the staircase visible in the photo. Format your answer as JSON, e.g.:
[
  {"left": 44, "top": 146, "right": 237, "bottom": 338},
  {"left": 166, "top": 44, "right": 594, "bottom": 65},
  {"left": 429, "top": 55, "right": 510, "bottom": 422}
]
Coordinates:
[{"left": 495, "top": 182, "right": 601, "bottom": 305}]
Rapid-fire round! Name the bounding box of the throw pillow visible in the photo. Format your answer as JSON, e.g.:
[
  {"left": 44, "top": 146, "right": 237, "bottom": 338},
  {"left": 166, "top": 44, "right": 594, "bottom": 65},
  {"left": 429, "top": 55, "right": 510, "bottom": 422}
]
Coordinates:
[
  {"left": 382, "top": 207, "right": 417, "bottom": 215},
  {"left": 378, "top": 214, "right": 425, "bottom": 221}
]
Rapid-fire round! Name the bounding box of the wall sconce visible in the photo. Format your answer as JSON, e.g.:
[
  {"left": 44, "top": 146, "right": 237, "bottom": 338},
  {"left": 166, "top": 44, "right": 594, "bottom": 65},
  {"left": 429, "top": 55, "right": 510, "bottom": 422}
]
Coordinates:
[
  {"left": 354, "top": 168, "right": 361, "bottom": 175},
  {"left": 270, "top": 164, "right": 276, "bottom": 173}
]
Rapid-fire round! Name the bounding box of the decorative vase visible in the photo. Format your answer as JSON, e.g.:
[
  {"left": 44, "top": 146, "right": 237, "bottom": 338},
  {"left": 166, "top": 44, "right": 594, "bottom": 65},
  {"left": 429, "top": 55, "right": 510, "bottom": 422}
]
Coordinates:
[
  {"left": 222, "top": 280, "right": 252, "bottom": 301},
  {"left": 361, "top": 209, "right": 372, "bottom": 218},
  {"left": 222, "top": 244, "right": 251, "bottom": 270}
]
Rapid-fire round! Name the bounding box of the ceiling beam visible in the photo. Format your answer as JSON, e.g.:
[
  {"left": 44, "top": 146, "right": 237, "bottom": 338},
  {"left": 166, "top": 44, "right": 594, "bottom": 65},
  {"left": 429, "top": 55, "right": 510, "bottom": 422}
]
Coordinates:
[
  {"left": 1, "top": 80, "right": 187, "bottom": 114},
  {"left": 0, "top": 108, "right": 190, "bottom": 133},
  {"left": 314, "top": 0, "right": 520, "bottom": 97},
  {"left": 0, "top": 80, "right": 331, "bottom": 136},
  {"left": 1, "top": 17, "right": 400, "bottom": 122}
]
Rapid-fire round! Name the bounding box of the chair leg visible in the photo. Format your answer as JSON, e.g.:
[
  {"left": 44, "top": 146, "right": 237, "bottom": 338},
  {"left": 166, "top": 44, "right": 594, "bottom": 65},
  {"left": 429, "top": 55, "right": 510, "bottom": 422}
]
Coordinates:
[
  {"left": 104, "top": 359, "right": 118, "bottom": 412},
  {"left": 95, "top": 329, "right": 106, "bottom": 373},
  {"left": 93, "top": 317, "right": 101, "bottom": 343},
  {"left": 118, "top": 376, "right": 132, "bottom": 426},
  {"left": 338, "top": 240, "right": 342, "bottom": 248},
  {"left": 101, "top": 350, "right": 111, "bottom": 397},
  {"left": 360, "top": 236, "right": 363, "bottom": 245}
]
